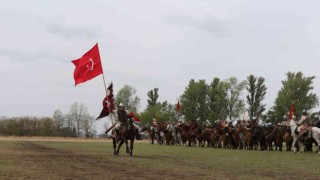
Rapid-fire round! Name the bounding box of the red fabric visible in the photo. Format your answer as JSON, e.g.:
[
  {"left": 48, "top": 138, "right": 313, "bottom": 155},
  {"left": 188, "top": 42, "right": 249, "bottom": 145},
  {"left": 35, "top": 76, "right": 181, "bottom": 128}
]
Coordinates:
[
  {"left": 175, "top": 100, "right": 180, "bottom": 113},
  {"left": 96, "top": 83, "right": 115, "bottom": 120},
  {"left": 289, "top": 101, "right": 295, "bottom": 120},
  {"left": 103, "top": 83, "right": 115, "bottom": 110},
  {"left": 129, "top": 111, "right": 141, "bottom": 123},
  {"left": 72, "top": 43, "right": 103, "bottom": 86}
]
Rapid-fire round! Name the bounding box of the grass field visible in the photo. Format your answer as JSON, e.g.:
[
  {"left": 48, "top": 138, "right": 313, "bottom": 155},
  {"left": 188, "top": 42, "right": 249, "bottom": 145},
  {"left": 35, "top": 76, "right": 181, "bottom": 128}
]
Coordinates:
[{"left": 0, "top": 137, "right": 319, "bottom": 180}]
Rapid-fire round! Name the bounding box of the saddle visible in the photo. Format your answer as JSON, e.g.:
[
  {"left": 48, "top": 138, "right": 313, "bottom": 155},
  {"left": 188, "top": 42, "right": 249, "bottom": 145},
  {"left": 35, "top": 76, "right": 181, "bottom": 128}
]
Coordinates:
[{"left": 297, "top": 125, "right": 312, "bottom": 139}]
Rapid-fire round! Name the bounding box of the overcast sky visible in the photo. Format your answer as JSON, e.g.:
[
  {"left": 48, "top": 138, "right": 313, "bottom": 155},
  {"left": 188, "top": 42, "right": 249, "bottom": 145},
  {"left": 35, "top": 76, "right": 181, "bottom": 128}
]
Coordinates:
[{"left": 1, "top": 0, "right": 320, "bottom": 132}]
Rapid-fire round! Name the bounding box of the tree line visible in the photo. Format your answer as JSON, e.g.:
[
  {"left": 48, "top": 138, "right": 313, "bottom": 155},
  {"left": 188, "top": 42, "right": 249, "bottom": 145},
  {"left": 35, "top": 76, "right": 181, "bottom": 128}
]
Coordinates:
[
  {"left": 0, "top": 71, "right": 318, "bottom": 137},
  {"left": 133, "top": 71, "right": 319, "bottom": 125},
  {"left": 0, "top": 102, "right": 96, "bottom": 137}
]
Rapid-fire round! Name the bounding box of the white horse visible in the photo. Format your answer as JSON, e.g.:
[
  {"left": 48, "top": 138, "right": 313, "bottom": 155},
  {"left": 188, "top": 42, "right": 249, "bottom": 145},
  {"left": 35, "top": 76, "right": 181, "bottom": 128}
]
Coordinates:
[
  {"left": 289, "top": 119, "right": 303, "bottom": 153},
  {"left": 290, "top": 119, "right": 320, "bottom": 153},
  {"left": 310, "top": 127, "right": 320, "bottom": 153}
]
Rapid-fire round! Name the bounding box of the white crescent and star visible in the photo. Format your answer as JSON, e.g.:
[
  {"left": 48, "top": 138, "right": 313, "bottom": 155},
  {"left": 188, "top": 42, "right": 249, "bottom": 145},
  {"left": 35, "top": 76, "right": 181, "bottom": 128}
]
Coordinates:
[{"left": 86, "top": 58, "right": 94, "bottom": 70}]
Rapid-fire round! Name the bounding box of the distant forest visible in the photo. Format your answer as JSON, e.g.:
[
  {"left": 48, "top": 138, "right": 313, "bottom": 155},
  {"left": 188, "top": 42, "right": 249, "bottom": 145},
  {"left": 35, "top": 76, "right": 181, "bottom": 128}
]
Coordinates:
[{"left": 0, "top": 71, "right": 319, "bottom": 137}]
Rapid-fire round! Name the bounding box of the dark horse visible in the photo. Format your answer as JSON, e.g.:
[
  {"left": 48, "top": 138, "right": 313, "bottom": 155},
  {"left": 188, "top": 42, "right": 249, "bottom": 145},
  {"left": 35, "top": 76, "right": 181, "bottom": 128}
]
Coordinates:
[
  {"left": 112, "top": 116, "right": 136, "bottom": 156},
  {"left": 141, "top": 125, "right": 156, "bottom": 144}
]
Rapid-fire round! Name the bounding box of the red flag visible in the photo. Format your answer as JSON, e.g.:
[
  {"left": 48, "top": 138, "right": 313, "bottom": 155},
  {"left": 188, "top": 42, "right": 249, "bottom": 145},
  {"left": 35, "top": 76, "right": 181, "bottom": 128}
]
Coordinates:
[
  {"left": 96, "top": 83, "right": 115, "bottom": 120},
  {"left": 71, "top": 43, "right": 103, "bottom": 86},
  {"left": 175, "top": 100, "right": 180, "bottom": 113},
  {"left": 129, "top": 111, "right": 141, "bottom": 124},
  {"left": 289, "top": 101, "right": 295, "bottom": 120}
]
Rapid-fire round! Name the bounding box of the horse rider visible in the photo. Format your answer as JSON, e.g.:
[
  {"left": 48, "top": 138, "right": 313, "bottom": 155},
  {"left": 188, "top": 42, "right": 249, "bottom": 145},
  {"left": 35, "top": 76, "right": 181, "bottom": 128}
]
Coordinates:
[
  {"left": 313, "top": 114, "right": 320, "bottom": 128},
  {"left": 202, "top": 119, "right": 212, "bottom": 128},
  {"left": 114, "top": 103, "right": 130, "bottom": 138},
  {"left": 150, "top": 118, "right": 157, "bottom": 131},
  {"left": 298, "top": 110, "right": 308, "bottom": 125},
  {"left": 297, "top": 110, "right": 311, "bottom": 138}
]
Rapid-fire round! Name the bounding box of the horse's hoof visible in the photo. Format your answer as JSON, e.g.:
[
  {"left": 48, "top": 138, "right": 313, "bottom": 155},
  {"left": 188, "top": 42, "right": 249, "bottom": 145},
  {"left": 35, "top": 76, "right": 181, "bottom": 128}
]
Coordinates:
[{"left": 130, "top": 153, "right": 133, "bottom": 156}]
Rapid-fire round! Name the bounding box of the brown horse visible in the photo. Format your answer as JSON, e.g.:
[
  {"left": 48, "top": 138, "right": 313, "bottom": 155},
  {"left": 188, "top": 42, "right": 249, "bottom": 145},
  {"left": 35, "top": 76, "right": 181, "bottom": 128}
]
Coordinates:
[
  {"left": 209, "top": 120, "right": 229, "bottom": 148},
  {"left": 201, "top": 128, "right": 214, "bottom": 147},
  {"left": 236, "top": 125, "right": 253, "bottom": 150},
  {"left": 112, "top": 117, "right": 136, "bottom": 156},
  {"left": 178, "top": 122, "right": 197, "bottom": 147}
]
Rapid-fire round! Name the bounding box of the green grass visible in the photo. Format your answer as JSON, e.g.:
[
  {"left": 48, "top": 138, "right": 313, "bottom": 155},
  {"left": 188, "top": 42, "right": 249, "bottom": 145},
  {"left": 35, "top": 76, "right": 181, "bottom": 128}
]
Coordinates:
[{"left": 0, "top": 138, "right": 319, "bottom": 179}]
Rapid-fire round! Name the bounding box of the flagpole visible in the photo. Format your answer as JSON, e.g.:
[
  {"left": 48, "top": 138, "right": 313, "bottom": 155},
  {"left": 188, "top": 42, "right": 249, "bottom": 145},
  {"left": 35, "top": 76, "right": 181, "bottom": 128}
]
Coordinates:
[{"left": 102, "top": 73, "right": 108, "bottom": 95}]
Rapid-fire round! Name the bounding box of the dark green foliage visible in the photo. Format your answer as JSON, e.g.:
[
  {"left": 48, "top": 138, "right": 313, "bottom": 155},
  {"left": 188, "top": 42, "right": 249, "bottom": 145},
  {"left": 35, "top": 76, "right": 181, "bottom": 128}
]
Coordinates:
[
  {"left": 208, "top": 78, "right": 228, "bottom": 122},
  {"left": 139, "top": 101, "right": 177, "bottom": 125},
  {"left": 270, "top": 72, "right": 318, "bottom": 123},
  {"left": 246, "top": 75, "right": 267, "bottom": 120},
  {"left": 139, "top": 87, "right": 177, "bottom": 125},
  {"left": 147, "top": 88, "right": 159, "bottom": 109},
  {"left": 115, "top": 85, "right": 140, "bottom": 113},
  {"left": 180, "top": 79, "right": 209, "bottom": 123}
]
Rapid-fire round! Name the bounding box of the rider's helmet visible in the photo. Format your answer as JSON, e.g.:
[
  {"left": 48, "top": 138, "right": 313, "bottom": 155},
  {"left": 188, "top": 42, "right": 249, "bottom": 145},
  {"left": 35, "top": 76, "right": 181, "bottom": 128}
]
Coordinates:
[
  {"left": 119, "top": 102, "right": 124, "bottom": 108},
  {"left": 118, "top": 102, "right": 125, "bottom": 110},
  {"left": 302, "top": 110, "right": 307, "bottom": 115}
]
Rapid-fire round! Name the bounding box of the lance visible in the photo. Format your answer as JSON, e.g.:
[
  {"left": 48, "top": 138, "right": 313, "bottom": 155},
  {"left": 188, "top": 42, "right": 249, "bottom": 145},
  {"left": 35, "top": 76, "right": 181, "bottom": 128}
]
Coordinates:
[{"left": 105, "top": 123, "right": 116, "bottom": 134}]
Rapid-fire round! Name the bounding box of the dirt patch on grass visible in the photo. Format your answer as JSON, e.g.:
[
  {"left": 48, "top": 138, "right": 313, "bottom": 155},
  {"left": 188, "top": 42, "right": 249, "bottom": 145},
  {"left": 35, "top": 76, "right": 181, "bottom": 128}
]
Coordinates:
[
  {"left": 0, "top": 141, "right": 181, "bottom": 179},
  {"left": 1, "top": 139, "right": 320, "bottom": 179}
]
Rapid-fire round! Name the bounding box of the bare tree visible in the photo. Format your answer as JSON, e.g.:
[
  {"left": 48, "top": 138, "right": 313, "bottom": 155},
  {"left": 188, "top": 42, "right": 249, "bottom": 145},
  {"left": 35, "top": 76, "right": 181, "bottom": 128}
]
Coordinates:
[
  {"left": 82, "top": 114, "right": 95, "bottom": 138},
  {"left": 67, "top": 102, "right": 87, "bottom": 137},
  {"left": 53, "top": 109, "right": 65, "bottom": 136}
]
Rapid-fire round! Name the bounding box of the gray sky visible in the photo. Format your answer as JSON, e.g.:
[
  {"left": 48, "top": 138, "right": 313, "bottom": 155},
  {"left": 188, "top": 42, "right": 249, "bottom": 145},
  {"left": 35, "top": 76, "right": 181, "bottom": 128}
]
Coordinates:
[{"left": 1, "top": 0, "right": 320, "bottom": 132}]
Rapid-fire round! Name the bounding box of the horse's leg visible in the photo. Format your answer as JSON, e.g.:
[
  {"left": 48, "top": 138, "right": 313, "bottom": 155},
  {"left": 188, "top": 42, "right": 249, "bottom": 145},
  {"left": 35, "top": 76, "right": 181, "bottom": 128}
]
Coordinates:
[
  {"left": 279, "top": 139, "right": 283, "bottom": 151},
  {"left": 292, "top": 136, "right": 298, "bottom": 153},
  {"left": 112, "top": 137, "right": 117, "bottom": 155},
  {"left": 288, "top": 138, "right": 293, "bottom": 151},
  {"left": 125, "top": 139, "right": 130, "bottom": 154},
  {"left": 116, "top": 139, "right": 124, "bottom": 155},
  {"left": 130, "top": 138, "right": 134, "bottom": 156},
  {"left": 297, "top": 140, "right": 302, "bottom": 152}
]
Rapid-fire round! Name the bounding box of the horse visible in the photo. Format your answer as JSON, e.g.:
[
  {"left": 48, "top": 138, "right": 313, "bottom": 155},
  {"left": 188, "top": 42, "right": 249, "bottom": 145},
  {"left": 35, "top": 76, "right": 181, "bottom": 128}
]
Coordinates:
[
  {"left": 310, "top": 127, "right": 320, "bottom": 153},
  {"left": 165, "top": 122, "right": 177, "bottom": 145},
  {"left": 112, "top": 116, "right": 136, "bottom": 156},
  {"left": 289, "top": 119, "right": 303, "bottom": 153},
  {"left": 298, "top": 125, "right": 320, "bottom": 153},
  {"left": 178, "top": 122, "right": 197, "bottom": 147},
  {"left": 252, "top": 126, "right": 268, "bottom": 151},
  {"left": 155, "top": 122, "right": 165, "bottom": 145},
  {"left": 210, "top": 120, "right": 229, "bottom": 148},
  {"left": 282, "top": 126, "right": 293, "bottom": 151},
  {"left": 141, "top": 125, "right": 156, "bottom": 144},
  {"left": 201, "top": 127, "right": 214, "bottom": 147},
  {"left": 236, "top": 125, "right": 253, "bottom": 150}
]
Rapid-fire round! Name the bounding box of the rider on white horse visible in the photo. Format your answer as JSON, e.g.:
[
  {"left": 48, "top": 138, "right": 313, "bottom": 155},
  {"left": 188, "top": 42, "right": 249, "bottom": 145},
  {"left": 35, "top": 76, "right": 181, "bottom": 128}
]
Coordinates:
[
  {"left": 290, "top": 111, "right": 320, "bottom": 153},
  {"left": 297, "top": 110, "right": 312, "bottom": 138},
  {"left": 289, "top": 114, "right": 304, "bottom": 153}
]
